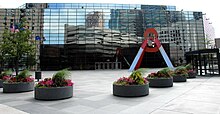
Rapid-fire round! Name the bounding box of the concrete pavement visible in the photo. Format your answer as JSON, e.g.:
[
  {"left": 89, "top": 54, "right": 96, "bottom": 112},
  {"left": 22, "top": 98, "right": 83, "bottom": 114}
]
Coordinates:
[{"left": 0, "top": 69, "right": 220, "bottom": 114}]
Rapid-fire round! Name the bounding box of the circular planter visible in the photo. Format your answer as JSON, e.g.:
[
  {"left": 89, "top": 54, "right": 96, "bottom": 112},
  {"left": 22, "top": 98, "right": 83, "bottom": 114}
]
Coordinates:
[
  {"left": 173, "top": 75, "right": 187, "bottom": 82},
  {"left": 0, "top": 80, "right": 3, "bottom": 88},
  {"left": 3, "top": 81, "right": 34, "bottom": 93},
  {"left": 35, "top": 86, "right": 73, "bottom": 100},
  {"left": 113, "top": 83, "right": 149, "bottom": 97},
  {"left": 187, "top": 72, "right": 197, "bottom": 78},
  {"left": 148, "top": 78, "right": 173, "bottom": 87}
]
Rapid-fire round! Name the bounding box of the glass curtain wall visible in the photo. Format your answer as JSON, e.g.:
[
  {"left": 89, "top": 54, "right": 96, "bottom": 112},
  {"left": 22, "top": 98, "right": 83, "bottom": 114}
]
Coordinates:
[{"left": 39, "top": 3, "right": 205, "bottom": 70}]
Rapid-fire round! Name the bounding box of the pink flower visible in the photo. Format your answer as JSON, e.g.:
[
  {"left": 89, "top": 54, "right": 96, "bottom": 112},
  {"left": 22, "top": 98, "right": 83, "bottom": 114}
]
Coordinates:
[
  {"left": 144, "top": 78, "right": 148, "bottom": 83},
  {"left": 2, "top": 76, "right": 11, "bottom": 80},
  {"left": 127, "top": 77, "right": 134, "bottom": 84},
  {"left": 38, "top": 80, "right": 45, "bottom": 86},
  {"left": 25, "top": 77, "right": 34, "bottom": 82},
  {"left": 66, "top": 79, "right": 74, "bottom": 86},
  {"left": 45, "top": 80, "right": 53, "bottom": 86},
  {"left": 188, "top": 70, "right": 196, "bottom": 74}
]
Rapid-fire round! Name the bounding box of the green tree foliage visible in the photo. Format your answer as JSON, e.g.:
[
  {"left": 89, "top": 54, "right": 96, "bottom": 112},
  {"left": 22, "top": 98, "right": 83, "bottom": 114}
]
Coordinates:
[{"left": 0, "top": 18, "right": 36, "bottom": 75}]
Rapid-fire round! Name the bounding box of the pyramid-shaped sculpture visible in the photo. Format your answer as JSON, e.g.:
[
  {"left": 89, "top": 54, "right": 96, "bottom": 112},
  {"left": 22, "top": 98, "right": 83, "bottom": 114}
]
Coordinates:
[{"left": 129, "top": 28, "right": 174, "bottom": 71}]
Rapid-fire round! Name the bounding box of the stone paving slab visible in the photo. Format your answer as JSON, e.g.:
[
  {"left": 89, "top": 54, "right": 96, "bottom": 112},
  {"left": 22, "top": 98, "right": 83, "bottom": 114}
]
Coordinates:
[{"left": 0, "top": 104, "right": 29, "bottom": 114}]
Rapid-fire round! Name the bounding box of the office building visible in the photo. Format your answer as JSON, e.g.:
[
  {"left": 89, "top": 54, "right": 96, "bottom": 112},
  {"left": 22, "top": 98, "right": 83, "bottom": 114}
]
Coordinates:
[{"left": 0, "top": 3, "right": 208, "bottom": 70}]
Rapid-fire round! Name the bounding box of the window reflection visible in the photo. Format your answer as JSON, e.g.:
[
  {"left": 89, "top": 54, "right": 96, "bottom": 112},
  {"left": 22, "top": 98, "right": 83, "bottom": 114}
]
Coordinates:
[{"left": 40, "top": 3, "right": 206, "bottom": 70}]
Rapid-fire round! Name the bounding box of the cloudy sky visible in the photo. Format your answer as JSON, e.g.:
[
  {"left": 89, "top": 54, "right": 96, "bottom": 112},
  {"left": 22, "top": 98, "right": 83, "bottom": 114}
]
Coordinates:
[{"left": 0, "top": 0, "right": 218, "bottom": 37}]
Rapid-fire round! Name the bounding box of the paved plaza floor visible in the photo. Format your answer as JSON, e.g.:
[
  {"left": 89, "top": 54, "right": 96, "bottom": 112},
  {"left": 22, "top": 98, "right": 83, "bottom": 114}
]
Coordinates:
[{"left": 1, "top": 69, "right": 220, "bottom": 114}]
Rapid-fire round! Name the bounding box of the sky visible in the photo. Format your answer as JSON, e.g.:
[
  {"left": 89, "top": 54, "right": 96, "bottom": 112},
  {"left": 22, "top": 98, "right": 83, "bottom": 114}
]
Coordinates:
[{"left": 0, "top": 0, "right": 219, "bottom": 38}]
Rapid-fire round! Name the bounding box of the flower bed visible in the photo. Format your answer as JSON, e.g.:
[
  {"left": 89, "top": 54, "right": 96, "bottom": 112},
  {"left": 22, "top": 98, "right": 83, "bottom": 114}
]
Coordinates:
[
  {"left": 187, "top": 70, "right": 197, "bottom": 78},
  {"left": 3, "top": 70, "right": 34, "bottom": 93},
  {"left": 0, "top": 76, "right": 10, "bottom": 88},
  {"left": 185, "top": 64, "right": 197, "bottom": 78},
  {"left": 113, "top": 70, "right": 149, "bottom": 97},
  {"left": 173, "top": 66, "right": 188, "bottom": 82},
  {"left": 34, "top": 69, "right": 74, "bottom": 100},
  {"left": 0, "top": 70, "right": 12, "bottom": 88},
  {"left": 147, "top": 68, "right": 173, "bottom": 87}
]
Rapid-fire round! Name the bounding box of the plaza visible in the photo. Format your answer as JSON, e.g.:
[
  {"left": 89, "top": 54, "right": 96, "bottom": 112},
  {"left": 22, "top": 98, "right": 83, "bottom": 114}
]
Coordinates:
[
  {"left": 0, "top": 2, "right": 218, "bottom": 114},
  {"left": 1, "top": 69, "right": 220, "bottom": 114}
]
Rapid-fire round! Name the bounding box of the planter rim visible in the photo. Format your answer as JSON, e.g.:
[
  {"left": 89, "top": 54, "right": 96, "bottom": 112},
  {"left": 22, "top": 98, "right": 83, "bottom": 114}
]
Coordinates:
[
  {"left": 113, "top": 83, "right": 149, "bottom": 86},
  {"left": 3, "top": 81, "right": 34, "bottom": 84},
  {"left": 147, "top": 77, "right": 172, "bottom": 79},
  {"left": 34, "top": 85, "right": 73, "bottom": 100},
  {"left": 3, "top": 81, "right": 34, "bottom": 93},
  {"left": 35, "top": 86, "right": 73, "bottom": 89},
  {"left": 113, "top": 83, "right": 149, "bottom": 97},
  {"left": 173, "top": 74, "right": 188, "bottom": 77}
]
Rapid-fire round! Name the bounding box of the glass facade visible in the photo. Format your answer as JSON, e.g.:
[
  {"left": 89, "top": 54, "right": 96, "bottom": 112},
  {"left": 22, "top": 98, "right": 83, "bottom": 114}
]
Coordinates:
[{"left": 1, "top": 3, "right": 206, "bottom": 70}]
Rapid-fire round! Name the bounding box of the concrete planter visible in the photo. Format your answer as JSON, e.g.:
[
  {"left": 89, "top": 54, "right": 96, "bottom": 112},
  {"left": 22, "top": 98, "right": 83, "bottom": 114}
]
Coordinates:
[
  {"left": 187, "top": 72, "right": 197, "bottom": 78},
  {"left": 148, "top": 78, "right": 173, "bottom": 87},
  {"left": 173, "top": 75, "right": 187, "bottom": 82},
  {"left": 3, "top": 81, "right": 34, "bottom": 93},
  {"left": 35, "top": 86, "right": 73, "bottom": 100},
  {"left": 0, "top": 80, "right": 3, "bottom": 88},
  {"left": 113, "top": 83, "right": 149, "bottom": 97}
]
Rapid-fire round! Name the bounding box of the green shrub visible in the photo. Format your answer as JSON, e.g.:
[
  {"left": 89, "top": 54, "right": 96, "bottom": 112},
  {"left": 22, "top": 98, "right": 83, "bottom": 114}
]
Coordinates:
[
  {"left": 129, "top": 70, "right": 146, "bottom": 85},
  {"left": 52, "top": 69, "right": 71, "bottom": 87},
  {"left": 174, "top": 66, "right": 188, "bottom": 77},
  {"left": 113, "top": 70, "right": 148, "bottom": 86},
  {"left": 16, "top": 70, "right": 31, "bottom": 79},
  {"left": 185, "top": 64, "right": 193, "bottom": 70},
  {"left": 0, "top": 69, "right": 12, "bottom": 79},
  {"left": 148, "top": 68, "right": 174, "bottom": 79}
]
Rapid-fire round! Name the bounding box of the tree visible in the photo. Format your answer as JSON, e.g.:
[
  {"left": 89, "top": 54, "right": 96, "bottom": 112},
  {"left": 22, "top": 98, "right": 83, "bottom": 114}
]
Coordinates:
[{"left": 0, "top": 18, "right": 36, "bottom": 76}]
